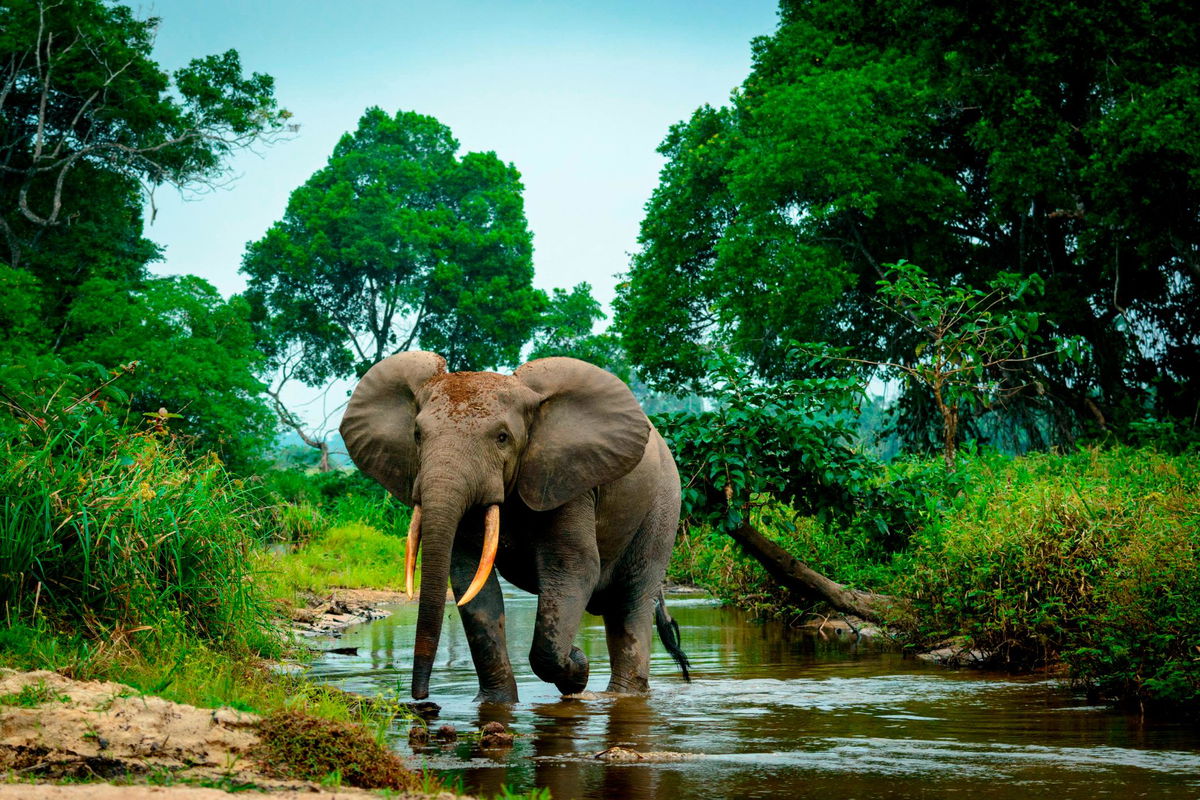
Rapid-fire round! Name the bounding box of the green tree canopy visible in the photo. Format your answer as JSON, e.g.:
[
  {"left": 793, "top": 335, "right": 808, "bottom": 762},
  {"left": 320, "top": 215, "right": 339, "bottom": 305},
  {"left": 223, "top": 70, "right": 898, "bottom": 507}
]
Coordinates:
[
  {"left": 527, "top": 282, "right": 629, "bottom": 380},
  {"left": 615, "top": 0, "right": 1200, "bottom": 443},
  {"left": 1, "top": 0, "right": 285, "bottom": 290},
  {"left": 45, "top": 275, "right": 272, "bottom": 468},
  {"left": 243, "top": 107, "right": 543, "bottom": 380},
  {"left": 0, "top": 0, "right": 284, "bottom": 467}
]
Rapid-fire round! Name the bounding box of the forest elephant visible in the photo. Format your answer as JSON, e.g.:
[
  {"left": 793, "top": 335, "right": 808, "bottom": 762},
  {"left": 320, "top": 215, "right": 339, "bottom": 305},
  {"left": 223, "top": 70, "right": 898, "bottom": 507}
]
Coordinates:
[{"left": 340, "top": 351, "right": 691, "bottom": 702}]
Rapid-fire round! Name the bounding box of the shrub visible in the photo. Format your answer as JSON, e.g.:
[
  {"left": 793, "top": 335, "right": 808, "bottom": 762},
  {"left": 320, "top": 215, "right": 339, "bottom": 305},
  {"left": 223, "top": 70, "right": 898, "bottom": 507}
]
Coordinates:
[{"left": 894, "top": 446, "right": 1200, "bottom": 709}]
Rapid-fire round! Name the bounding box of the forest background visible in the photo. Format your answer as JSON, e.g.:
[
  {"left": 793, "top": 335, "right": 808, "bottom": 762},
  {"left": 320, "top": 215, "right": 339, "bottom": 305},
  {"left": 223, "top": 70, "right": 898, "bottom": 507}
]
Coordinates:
[{"left": 2, "top": 0, "right": 1198, "bottom": 725}]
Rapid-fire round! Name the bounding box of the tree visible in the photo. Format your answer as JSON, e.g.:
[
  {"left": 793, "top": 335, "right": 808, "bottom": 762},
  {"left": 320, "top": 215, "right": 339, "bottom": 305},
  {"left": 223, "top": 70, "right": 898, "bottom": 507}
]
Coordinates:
[
  {"left": 243, "top": 108, "right": 544, "bottom": 464},
  {"left": 527, "top": 282, "right": 629, "bottom": 380},
  {"left": 616, "top": 0, "right": 1200, "bottom": 443},
  {"left": 1, "top": 0, "right": 286, "bottom": 275},
  {"left": 0, "top": 0, "right": 285, "bottom": 468},
  {"left": 821, "top": 263, "right": 1053, "bottom": 468},
  {"left": 54, "top": 275, "right": 275, "bottom": 468}
]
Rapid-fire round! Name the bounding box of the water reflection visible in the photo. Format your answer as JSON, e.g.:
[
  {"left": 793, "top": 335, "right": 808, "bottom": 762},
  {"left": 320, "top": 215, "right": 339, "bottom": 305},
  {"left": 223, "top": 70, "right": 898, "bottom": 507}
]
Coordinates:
[{"left": 309, "top": 582, "right": 1200, "bottom": 800}]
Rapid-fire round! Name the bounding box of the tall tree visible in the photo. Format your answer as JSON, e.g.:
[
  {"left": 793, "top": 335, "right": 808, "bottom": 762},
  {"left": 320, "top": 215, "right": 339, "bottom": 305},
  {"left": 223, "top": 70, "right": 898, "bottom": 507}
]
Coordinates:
[
  {"left": 0, "top": 0, "right": 285, "bottom": 466},
  {"left": 0, "top": 0, "right": 286, "bottom": 290},
  {"left": 243, "top": 108, "right": 543, "bottom": 461},
  {"left": 616, "top": 0, "right": 1200, "bottom": 442}
]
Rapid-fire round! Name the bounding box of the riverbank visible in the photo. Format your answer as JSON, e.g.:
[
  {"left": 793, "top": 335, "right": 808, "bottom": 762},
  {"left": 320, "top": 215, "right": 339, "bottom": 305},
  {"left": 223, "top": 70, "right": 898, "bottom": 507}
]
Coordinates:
[
  {"left": 668, "top": 445, "right": 1200, "bottom": 713},
  {"left": 0, "top": 669, "right": 447, "bottom": 798}
]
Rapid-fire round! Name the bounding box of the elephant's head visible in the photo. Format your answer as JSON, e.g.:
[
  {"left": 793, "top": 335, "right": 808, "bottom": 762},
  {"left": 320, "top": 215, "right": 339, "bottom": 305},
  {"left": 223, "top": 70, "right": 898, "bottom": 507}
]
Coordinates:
[{"left": 339, "top": 351, "right": 649, "bottom": 699}]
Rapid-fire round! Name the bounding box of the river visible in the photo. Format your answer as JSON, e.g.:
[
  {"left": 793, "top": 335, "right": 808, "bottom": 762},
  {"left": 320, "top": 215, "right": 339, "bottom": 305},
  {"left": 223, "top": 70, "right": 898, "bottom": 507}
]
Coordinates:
[{"left": 308, "top": 585, "right": 1200, "bottom": 799}]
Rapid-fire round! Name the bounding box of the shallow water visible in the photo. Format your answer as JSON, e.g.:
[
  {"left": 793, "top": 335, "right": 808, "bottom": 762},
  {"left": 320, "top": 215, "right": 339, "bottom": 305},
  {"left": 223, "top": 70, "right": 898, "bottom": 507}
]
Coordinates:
[{"left": 308, "top": 584, "right": 1200, "bottom": 799}]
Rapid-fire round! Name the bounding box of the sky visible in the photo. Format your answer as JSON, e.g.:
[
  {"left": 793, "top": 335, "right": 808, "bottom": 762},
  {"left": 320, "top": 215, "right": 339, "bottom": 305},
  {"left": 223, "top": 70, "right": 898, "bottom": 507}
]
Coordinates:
[
  {"left": 141, "top": 0, "right": 779, "bottom": 313},
  {"left": 137, "top": 1, "right": 779, "bottom": 433}
]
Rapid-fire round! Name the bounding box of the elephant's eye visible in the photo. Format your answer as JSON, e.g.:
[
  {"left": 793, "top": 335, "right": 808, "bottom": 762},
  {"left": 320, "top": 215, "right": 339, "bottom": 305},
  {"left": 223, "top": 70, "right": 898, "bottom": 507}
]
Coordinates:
[
  {"left": 497, "top": 432, "right": 509, "bottom": 444},
  {"left": 413, "top": 428, "right": 422, "bottom": 444}
]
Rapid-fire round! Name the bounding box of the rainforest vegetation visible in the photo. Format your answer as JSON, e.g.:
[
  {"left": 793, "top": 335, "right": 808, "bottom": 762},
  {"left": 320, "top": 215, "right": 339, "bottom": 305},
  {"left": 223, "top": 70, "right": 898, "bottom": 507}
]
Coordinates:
[{"left": 1, "top": 1, "right": 1197, "bottom": 768}]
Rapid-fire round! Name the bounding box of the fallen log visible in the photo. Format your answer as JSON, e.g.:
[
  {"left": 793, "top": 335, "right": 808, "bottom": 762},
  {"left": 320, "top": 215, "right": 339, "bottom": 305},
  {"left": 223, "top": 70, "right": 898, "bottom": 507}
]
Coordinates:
[{"left": 726, "top": 521, "right": 899, "bottom": 624}]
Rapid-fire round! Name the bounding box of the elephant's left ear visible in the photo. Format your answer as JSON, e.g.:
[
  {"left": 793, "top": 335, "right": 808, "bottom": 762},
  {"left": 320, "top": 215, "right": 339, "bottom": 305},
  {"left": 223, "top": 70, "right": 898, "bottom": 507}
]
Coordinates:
[{"left": 514, "top": 357, "right": 650, "bottom": 512}]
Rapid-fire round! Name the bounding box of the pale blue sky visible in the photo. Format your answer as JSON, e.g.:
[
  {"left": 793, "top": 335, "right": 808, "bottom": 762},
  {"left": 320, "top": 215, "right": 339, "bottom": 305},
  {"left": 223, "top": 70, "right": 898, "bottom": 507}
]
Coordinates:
[{"left": 140, "top": 1, "right": 779, "bottom": 312}]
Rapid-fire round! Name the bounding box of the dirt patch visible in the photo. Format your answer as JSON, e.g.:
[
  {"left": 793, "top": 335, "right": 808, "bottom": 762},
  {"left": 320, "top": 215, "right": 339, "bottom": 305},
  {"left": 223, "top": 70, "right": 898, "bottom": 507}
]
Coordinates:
[
  {"left": 0, "top": 669, "right": 259, "bottom": 781},
  {"left": 0, "top": 670, "right": 446, "bottom": 798}
]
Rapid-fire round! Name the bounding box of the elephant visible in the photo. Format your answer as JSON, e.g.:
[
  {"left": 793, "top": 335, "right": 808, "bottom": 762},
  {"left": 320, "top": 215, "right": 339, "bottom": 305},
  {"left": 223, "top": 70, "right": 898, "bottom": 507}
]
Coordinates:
[{"left": 339, "top": 351, "right": 691, "bottom": 703}]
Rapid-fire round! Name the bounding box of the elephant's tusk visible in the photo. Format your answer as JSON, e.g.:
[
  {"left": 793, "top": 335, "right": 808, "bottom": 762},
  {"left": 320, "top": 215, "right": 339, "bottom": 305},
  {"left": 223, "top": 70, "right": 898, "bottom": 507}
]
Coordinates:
[
  {"left": 405, "top": 505, "right": 422, "bottom": 600},
  {"left": 457, "top": 504, "right": 500, "bottom": 607}
]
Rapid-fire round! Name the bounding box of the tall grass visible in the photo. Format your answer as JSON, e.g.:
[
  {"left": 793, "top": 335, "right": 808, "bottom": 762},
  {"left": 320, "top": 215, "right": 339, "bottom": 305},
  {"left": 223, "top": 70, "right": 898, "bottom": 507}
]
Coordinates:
[
  {"left": 1, "top": 389, "right": 276, "bottom": 656},
  {"left": 895, "top": 446, "right": 1200, "bottom": 709}
]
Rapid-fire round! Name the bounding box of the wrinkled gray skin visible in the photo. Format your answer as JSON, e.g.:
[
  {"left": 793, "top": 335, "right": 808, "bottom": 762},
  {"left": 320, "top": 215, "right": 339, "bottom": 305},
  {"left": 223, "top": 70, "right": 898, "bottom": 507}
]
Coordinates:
[{"left": 340, "top": 352, "right": 682, "bottom": 703}]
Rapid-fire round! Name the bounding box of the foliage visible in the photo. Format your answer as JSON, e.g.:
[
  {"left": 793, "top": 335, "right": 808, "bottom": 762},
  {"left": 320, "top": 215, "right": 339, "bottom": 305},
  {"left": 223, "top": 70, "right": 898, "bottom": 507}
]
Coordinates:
[
  {"left": 818, "top": 262, "right": 1053, "bottom": 467},
  {"left": 616, "top": 0, "right": 1200, "bottom": 442},
  {"left": 655, "top": 349, "right": 923, "bottom": 553},
  {"left": 0, "top": 368, "right": 276, "bottom": 654},
  {"left": 243, "top": 107, "right": 543, "bottom": 379},
  {"left": 527, "top": 282, "right": 630, "bottom": 380},
  {"left": 43, "top": 275, "right": 275, "bottom": 469},
  {"left": 0, "top": 0, "right": 284, "bottom": 472},
  {"left": 893, "top": 446, "right": 1200, "bottom": 709}
]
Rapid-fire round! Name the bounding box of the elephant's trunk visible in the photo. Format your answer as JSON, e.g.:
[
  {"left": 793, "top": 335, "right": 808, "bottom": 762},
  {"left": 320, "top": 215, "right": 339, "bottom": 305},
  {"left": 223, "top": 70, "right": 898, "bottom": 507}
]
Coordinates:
[{"left": 410, "top": 482, "right": 469, "bottom": 700}]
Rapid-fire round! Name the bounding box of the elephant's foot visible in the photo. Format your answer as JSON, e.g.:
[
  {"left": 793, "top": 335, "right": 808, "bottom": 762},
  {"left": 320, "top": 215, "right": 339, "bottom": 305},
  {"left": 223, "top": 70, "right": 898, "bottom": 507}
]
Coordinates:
[
  {"left": 604, "top": 675, "right": 650, "bottom": 695},
  {"left": 532, "top": 645, "right": 590, "bottom": 695},
  {"left": 555, "top": 647, "right": 590, "bottom": 695},
  {"left": 473, "top": 685, "right": 519, "bottom": 704}
]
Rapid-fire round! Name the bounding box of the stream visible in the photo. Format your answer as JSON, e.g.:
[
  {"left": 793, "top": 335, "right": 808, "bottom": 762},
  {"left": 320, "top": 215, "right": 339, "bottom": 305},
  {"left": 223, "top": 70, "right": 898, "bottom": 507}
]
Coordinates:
[{"left": 308, "top": 584, "right": 1200, "bottom": 799}]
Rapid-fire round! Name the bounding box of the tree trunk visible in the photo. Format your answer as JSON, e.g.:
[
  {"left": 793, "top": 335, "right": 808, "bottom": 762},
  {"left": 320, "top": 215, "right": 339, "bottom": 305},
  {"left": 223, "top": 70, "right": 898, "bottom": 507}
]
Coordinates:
[{"left": 726, "top": 521, "right": 899, "bottom": 624}]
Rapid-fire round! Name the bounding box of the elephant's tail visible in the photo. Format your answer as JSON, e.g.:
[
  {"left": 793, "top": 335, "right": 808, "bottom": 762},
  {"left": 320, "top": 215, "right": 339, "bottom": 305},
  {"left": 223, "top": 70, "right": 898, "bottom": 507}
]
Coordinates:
[{"left": 654, "top": 589, "right": 691, "bottom": 682}]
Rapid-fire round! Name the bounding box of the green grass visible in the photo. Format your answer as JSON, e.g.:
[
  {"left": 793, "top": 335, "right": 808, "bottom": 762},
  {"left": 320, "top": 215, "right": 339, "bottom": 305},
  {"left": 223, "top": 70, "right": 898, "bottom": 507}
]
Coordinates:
[
  {"left": 0, "top": 680, "right": 70, "bottom": 707},
  {"left": 1, "top": 422, "right": 276, "bottom": 656},
  {"left": 255, "top": 521, "right": 414, "bottom": 603}
]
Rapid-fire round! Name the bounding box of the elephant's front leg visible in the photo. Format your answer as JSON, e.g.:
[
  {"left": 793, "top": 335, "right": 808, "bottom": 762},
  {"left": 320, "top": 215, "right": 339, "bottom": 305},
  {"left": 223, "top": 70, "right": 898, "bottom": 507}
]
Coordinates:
[
  {"left": 529, "top": 498, "right": 600, "bottom": 695},
  {"left": 451, "top": 538, "right": 518, "bottom": 704}
]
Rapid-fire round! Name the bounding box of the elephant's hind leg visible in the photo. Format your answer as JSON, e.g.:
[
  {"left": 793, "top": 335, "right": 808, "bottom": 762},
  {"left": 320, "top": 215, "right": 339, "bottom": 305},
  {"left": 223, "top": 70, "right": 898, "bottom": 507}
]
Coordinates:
[
  {"left": 451, "top": 540, "right": 518, "bottom": 704},
  {"left": 602, "top": 598, "right": 655, "bottom": 694}
]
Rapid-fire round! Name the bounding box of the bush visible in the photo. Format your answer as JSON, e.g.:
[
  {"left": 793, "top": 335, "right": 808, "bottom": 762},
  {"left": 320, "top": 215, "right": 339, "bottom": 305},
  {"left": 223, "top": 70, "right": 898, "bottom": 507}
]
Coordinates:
[
  {"left": 0, "top": 369, "right": 277, "bottom": 656},
  {"left": 894, "top": 446, "right": 1200, "bottom": 709}
]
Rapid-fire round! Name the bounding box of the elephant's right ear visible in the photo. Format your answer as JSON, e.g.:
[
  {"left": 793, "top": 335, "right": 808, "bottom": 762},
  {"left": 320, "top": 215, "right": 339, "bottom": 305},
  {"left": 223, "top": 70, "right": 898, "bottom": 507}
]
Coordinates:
[{"left": 340, "top": 351, "right": 446, "bottom": 505}]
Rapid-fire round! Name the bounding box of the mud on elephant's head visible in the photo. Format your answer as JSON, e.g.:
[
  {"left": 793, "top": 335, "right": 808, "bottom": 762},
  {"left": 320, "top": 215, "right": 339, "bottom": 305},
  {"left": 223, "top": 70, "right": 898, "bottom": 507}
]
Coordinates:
[{"left": 339, "top": 351, "right": 650, "bottom": 698}]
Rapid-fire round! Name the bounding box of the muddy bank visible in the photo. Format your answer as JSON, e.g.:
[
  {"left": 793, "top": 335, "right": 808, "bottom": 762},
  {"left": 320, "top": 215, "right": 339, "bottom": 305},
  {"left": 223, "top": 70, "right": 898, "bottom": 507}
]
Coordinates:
[{"left": 0, "top": 670, "right": 454, "bottom": 799}]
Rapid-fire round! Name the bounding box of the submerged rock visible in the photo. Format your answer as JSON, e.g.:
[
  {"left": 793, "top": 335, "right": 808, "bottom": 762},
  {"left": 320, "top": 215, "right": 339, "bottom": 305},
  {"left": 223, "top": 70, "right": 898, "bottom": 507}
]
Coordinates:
[{"left": 593, "top": 746, "right": 694, "bottom": 762}]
